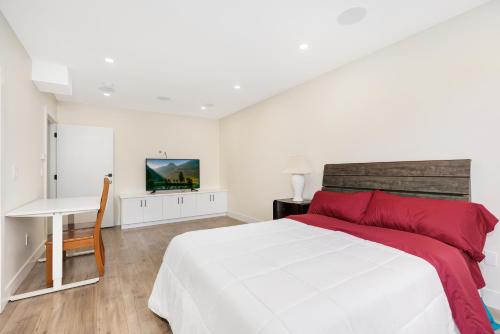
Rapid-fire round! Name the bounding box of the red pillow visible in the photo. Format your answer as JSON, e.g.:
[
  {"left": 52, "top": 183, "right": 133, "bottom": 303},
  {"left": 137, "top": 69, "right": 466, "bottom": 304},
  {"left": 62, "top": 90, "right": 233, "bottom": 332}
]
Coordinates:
[
  {"left": 308, "top": 191, "right": 373, "bottom": 223},
  {"left": 360, "top": 191, "right": 498, "bottom": 261}
]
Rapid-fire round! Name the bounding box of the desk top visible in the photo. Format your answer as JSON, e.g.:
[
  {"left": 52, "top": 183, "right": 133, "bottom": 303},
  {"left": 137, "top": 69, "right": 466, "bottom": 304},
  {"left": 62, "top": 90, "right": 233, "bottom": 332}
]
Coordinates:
[{"left": 6, "top": 197, "right": 100, "bottom": 217}]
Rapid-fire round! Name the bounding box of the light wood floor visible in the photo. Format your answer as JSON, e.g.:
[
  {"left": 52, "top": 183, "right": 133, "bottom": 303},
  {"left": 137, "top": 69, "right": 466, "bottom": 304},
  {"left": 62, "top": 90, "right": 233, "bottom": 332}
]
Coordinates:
[
  {"left": 0, "top": 216, "right": 244, "bottom": 334},
  {"left": 2, "top": 216, "right": 500, "bottom": 333}
]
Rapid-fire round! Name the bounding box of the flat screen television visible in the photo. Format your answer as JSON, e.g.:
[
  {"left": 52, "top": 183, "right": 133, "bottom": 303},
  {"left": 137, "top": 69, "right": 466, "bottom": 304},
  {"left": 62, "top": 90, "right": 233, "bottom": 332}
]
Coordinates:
[{"left": 146, "top": 159, "right": 200, "bottom": 191}]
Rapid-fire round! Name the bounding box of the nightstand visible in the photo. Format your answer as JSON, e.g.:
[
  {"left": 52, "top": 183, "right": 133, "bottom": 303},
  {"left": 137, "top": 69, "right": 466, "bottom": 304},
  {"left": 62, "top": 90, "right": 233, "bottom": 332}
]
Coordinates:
[{"left": 273, "top": 198, "right": 311, "bottom": 220}]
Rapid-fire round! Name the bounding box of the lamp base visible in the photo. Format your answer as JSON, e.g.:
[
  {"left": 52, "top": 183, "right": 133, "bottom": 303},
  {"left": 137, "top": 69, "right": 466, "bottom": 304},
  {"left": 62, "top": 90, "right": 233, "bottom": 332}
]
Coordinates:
[{"left": 291, "top": 174, "right": 305, "bottom": 202}]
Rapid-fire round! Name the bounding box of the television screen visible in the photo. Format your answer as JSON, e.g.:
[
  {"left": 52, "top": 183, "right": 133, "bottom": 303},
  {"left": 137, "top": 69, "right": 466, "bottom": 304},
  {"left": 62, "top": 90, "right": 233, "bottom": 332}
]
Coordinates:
[{"left": 146, "top": 159, "right": 200, "bottom": 191}]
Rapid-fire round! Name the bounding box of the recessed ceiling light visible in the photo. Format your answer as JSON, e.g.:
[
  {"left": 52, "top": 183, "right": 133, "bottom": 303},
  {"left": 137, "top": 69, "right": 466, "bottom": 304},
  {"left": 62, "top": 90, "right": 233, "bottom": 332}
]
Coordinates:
[
  {"left": 337, "top": 7, "right": 367, "bottom": 26},
  {"left": 299, "top": 43, "right": 309, "bottom": 51},
  {"left": 233, "top": 85, "right": 241, "bottom": 90},
  {"left": 201, "top": 104, "right": 214, "bottom": 110},
  {"left": 157, "top": 96, "right": 170, "bottom": 101},
  {"left": 98, "top": 84, "right": 115, "bottom": 97},
  {"left": 104, "top": 57, "right": 115, "bottom": 64}
]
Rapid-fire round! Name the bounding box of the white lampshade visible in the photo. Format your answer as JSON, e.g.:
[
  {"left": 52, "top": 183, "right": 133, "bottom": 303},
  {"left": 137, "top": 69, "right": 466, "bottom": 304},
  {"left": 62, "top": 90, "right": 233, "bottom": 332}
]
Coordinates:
[{"left": 283, "top": 155, "right": 311, "bottom": 174}]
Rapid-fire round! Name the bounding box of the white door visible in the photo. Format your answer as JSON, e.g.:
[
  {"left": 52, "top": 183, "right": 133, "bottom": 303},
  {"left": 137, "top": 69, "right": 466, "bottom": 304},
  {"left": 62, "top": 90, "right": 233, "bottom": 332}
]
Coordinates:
[
  {"left": 180, "top": 194, "right": 197, "bottom": 218},
  {"left": 121, "top": 198, "right": 143, "bottom": 225},
  {"left": 56, "top": 125, "right": 114, "bottom": 227},
  {"left": 143, "top": 197, "right": 163, "bottom": 222},
  {"left": 164, "top": 196, "right": 181, "bottom": 220}
]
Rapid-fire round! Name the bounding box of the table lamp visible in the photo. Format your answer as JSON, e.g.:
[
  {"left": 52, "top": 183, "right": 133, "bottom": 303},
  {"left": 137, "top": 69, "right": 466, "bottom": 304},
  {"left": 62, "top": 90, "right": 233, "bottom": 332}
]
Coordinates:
[{"left": 283, "top": 155, "right": 311, "bottom": 202}]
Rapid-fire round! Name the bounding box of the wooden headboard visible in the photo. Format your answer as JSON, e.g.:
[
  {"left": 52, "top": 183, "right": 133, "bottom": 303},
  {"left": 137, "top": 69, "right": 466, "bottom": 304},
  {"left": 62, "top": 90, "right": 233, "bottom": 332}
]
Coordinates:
[{"left": 322, "top": 159, "right": 471, "bottom": 201}]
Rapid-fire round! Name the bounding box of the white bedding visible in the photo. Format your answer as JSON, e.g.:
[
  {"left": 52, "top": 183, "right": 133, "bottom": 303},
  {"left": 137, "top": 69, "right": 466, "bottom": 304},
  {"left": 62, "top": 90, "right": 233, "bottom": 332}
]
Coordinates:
[{"left": 149, "top": 218, "right": 458, "bottom": 334}]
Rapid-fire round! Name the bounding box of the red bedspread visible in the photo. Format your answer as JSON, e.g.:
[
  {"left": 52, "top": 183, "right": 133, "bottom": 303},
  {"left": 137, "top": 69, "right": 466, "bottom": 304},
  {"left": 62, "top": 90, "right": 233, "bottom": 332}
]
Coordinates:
[{"left": 289, "top": 213, "right": 492, "bottom": 334}]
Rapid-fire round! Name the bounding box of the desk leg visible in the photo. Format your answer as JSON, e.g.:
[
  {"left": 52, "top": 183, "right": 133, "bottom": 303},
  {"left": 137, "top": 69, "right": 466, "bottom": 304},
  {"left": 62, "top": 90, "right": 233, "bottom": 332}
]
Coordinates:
[
  {"left": 52, "top": 213, "right": 63, "bottom": 288},
  {"left": 9, "top": 214, "right": 99, "bottom": 301}
]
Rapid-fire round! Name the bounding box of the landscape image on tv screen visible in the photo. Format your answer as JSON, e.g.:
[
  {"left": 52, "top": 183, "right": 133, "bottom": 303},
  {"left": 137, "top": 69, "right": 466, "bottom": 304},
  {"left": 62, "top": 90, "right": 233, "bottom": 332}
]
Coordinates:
[{"left": 146, "top": 159, "right": 200, "bottom": 191}]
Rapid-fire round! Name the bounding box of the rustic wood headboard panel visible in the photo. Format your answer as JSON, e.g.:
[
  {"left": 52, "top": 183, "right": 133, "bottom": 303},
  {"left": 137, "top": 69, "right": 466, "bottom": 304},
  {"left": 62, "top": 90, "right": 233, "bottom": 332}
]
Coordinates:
[{"left": 322, "top": 159, "right": 471, "bottom": 201}]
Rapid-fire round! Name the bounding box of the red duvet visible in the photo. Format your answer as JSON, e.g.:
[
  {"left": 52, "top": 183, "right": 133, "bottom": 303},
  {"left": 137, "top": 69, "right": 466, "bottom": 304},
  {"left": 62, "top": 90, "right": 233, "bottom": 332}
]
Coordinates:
[{"left": 289, "top": 213, "right": 492, "bottom": 334}]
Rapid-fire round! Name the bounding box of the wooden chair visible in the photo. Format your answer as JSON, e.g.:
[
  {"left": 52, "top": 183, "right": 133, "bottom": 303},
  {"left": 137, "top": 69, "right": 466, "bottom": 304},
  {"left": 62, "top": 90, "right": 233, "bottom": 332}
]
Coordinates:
[{"left": 45, "top": 177, "right": 110, "bottom": 287}]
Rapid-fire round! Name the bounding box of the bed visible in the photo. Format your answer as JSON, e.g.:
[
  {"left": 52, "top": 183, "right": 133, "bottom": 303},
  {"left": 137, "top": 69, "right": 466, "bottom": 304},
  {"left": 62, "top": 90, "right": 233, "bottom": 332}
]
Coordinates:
[{"left": 149, "top": 159, "right": 495, "bottom": 334}]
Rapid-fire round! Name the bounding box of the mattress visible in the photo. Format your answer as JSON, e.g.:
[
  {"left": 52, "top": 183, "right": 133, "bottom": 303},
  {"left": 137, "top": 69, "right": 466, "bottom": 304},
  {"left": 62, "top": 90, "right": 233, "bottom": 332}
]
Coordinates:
[{"left": 149, "top": 218, "right": 458, "bottom": 334}]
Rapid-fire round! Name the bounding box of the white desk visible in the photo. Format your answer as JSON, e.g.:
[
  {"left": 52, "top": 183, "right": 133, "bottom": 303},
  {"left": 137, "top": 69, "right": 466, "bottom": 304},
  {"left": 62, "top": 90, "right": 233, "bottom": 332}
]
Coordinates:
[{"left": 6, "top": 196, "right": 100, "bottom": 301}]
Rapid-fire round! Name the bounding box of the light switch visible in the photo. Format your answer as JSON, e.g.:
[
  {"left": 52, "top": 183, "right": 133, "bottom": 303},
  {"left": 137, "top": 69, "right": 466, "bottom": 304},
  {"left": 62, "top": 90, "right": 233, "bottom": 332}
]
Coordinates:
[{"left": 11, "top": 165, "right": 18, "bottom": 180}]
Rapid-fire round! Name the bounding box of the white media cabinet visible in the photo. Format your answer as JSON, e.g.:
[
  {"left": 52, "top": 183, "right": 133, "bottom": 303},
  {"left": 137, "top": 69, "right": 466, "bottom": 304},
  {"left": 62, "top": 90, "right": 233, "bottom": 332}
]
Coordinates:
[{"left": 120, "top": 189, "right": 227, "bottom": 229}]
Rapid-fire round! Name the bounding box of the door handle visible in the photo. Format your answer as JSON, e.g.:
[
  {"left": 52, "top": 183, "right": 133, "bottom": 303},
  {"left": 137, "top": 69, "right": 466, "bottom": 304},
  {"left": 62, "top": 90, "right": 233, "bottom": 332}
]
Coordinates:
[
  {"left": 177, "top": 197, "right": 179, "bottom": 205},
  {"left": 181, "top": 197, "right": 184, "bottom": 204},
  {"left": 145, "top": 200, "right": 147, "bottom": 207},
  {"left": 140, "top": 200, "right": 143, "bottom": 207}
]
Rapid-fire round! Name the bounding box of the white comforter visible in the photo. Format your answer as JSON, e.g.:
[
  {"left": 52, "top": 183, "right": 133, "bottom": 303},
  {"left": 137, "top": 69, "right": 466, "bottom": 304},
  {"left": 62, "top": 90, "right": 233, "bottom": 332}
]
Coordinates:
[{"left": 149, "top": 218, "right": 458, "bottom": 334}]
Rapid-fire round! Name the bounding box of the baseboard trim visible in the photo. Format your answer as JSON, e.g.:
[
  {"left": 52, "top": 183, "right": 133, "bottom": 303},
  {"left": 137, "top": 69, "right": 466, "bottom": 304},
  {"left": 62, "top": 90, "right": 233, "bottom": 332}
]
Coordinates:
[
  {"left": 2, "top": 240, "right": 45, "bottom": 311},
  {"left": 482, "top": 288, "right": 500, "bottom": 310},
  {"left": 227, "top": 211, "right": 262, "bottom": 224},
  {"left": 121, "top": 213, "right": 227, "bottom": 230}
]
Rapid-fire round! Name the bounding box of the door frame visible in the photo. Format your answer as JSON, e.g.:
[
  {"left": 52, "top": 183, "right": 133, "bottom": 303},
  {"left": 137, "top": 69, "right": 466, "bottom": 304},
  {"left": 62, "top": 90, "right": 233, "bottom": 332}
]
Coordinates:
[
  {"left": 0, "top": 67, "right": 6, "bottom": 312},
  {"left": 44, "top": 110, "right": 57, "bottom": 199}
]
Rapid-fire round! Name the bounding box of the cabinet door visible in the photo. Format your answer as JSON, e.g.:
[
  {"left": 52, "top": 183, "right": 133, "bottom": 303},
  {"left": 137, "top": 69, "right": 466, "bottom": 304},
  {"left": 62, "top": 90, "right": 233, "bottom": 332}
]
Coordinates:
[
  {"left": 213, "top": 192, "right": 228, "bottom": 213},
  {"left": 142, "top": 197, "right": 164, "bottom": 222},
  {"left": 164, "top": 196, "right": 182, "bottom": 220},
  {"left": 180, "top": 194, "right": 197, "bottom": 217},
  {"left": 196, "top": 193, "right": 212, "bottom": 215},
  {"left": 121, "top": 198, "right": 143, "bottom": 225}
]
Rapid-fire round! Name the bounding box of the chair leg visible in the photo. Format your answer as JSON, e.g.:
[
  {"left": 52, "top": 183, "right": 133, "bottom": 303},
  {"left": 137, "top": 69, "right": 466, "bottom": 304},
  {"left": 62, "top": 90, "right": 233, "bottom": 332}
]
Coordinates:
[
  {"left": 67, "top": 214, "right": 75, "bottom": 231},
  {"left": 100, "top": 236, "right": 105, "bottom": 264},
  {"left": 46, "top": 244, "right": 53, "bottom": 288},
  {"left": 94, "top": 241, "right": 105, "bottom": 277}
]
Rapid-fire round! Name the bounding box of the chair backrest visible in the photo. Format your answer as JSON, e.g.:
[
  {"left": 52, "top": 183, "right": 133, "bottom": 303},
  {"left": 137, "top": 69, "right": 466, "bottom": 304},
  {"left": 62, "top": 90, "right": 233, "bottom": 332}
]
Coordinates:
[{"left": 94, "top": 177, "right": 111, "bottom": 236}]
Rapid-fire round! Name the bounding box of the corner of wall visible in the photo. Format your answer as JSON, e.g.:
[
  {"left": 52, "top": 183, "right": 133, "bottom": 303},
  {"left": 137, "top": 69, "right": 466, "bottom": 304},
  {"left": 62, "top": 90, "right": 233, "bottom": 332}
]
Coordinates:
[{"left": 3, "top": 240, "right": 45, "bottom": 306}]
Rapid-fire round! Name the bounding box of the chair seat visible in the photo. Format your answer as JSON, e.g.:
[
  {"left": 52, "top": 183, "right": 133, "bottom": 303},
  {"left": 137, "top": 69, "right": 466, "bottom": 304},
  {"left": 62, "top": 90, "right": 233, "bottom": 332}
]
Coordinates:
[{"left": 46, "top": 227, "right": 95, "bottom": 244}]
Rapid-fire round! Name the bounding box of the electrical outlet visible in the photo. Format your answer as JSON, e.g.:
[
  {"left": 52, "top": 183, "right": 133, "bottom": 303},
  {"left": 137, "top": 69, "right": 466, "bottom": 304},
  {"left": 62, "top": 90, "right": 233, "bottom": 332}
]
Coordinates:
[
  {"left": 25, "top": 233, "right": 29, "bottom": 247},
  {"left": 484, "top": 250, "right": 498, "bottom": 267}
]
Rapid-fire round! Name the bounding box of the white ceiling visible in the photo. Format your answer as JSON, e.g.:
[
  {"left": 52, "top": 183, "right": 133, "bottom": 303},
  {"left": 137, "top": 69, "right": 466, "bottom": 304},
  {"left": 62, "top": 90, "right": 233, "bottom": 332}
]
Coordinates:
[{"left": 0, "top": 0, "right": 490, "bottom": 118}]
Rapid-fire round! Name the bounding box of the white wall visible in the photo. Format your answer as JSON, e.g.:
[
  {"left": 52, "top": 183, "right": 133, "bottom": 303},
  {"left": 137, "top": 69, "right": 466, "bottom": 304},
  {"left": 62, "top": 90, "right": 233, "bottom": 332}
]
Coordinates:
[
  {"left": 57, "top": 102, "right": 220, "bottom": 224},
  {"left": 0, "top": 12, "right": 57, "bottom": 310},
  {"left": 221, "top": 1, "right": 500, "bottom": 293}
]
